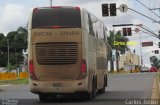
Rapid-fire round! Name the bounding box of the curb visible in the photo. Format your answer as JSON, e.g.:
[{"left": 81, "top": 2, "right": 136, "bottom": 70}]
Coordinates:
[
  {"left": 157, "top": 76, "right": 160, "bottom": 97},
  {"left": 151, "top": 76, "right": 160, "bottom": 100}
]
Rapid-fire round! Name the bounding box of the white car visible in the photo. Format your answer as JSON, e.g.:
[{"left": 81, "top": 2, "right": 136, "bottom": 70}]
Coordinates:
[{"left": 141, "top": 67, "right": 149, "bottom": 72}]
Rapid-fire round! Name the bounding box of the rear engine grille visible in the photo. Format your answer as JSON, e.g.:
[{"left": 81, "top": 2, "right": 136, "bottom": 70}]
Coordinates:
[{"left": 35, "top": 42, "right": 78, "bottom": 65}]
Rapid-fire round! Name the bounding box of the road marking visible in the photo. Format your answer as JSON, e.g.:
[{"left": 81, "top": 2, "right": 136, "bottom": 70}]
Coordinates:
[{"left": 0, "top": 84, "right": 11, "bottom": 87}]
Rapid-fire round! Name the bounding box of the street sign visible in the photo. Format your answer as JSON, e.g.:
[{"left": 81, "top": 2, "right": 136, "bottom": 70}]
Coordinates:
[
  {"left": 142, "top": 41, "right": 153, "bottom": 47},
  {"left": 119, "top": 4, "right": 128, "bottom": 13},
  {"left": 135, "top": 28, "right": 139, "bottom": 33}
]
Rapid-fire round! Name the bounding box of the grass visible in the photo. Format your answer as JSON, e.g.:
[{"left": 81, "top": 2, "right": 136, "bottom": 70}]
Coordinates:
[{"left": 0, "top": 78, "right": 29, "bottom": 85}]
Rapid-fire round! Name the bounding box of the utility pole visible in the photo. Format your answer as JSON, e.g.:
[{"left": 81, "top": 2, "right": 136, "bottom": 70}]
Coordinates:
[
  {"left": 139, "top": 32, "right": 143, "bottom": 67},
  {"left": 15, "top": 48, "right": 17, "bottom": 69},
  {"left": 50, "top": 0, "right": 52, "bottom": 7}
]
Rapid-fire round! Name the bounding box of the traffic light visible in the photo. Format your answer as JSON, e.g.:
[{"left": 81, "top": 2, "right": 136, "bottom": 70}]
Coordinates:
[
  {"left": 122, "top": 27, "right": 132, "bottom": 36},
  {"left": 102, "top": 4, "right": 109, "bottom": 17},
  {"left": 158, "top": 42, "right": 160, "bottom": 48},
  {"left": 155, "top": 50, "right": 159, "bottom": 54},
  {"left": 127, "top": 28, "right": 132, "bottom": 36},
  {"left": 122, "top": 28, "right": 127, "bottom": 36},
  {"left": 110, "top": 3, "right": 117, "bottom": 16}
]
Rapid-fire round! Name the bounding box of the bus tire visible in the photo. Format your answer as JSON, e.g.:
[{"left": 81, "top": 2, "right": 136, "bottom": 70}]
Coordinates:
[
  {"left": 83, "top": 78, "right": 96, "bottom": 100},
  {"left": 39, "top": 94, "right": 54, "bottom": 102},
  {"left": 99, "top": 77, "right": 105, "bottom": 94},
  {"left": 105, "top": 75, "right": 108, "bottom": 86},
  {"left": 39, "top": 94, "right": 48, "bottom": 102},
  {"left": 83, "top": 92, "right": 92, "bottom": 100},
  {"left": 92, "top": 78, "right": 96, "bottom": 98}
]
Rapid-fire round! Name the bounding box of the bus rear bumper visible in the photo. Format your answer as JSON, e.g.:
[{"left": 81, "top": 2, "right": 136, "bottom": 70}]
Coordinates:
[{"left": 29, "top": 78, "right": 88, "bottom": 94}]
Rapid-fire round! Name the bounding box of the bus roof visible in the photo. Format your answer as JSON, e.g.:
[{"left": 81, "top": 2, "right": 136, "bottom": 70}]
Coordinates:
[{"left": 33, "top": 6, "right": 80, "bottom": 11}]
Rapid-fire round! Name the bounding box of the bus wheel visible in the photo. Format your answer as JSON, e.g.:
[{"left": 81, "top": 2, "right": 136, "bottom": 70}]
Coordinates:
[
  {"left": 39, "top": 94, "right": 52, "bottom": 102},
  {"left": 83, "top": 92, "right": 92, "bottom": 100},
  {"left": 105, "top": 75, "right": 108, "bottom": 86},
  {"left": 83, "top": 80, "right": 96, "bottom": 100},
  {"left": 99, "top": 79, "right": 105, "bottom": 94},
  {"left": 39, "top": 94, "right": 47, "bottom": 102},
  {"left": 92, "top": 79, "right": 96, "bottom": 98}
]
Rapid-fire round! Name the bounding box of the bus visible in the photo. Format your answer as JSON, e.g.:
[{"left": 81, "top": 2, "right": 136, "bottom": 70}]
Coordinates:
[{"left": 28, "top": 6, "right": 112, "bottom": 101}]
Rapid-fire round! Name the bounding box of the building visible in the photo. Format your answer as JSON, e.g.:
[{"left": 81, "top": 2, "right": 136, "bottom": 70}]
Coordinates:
[{"left": 119, "top": 51, "right": 140, "bottom": 71}]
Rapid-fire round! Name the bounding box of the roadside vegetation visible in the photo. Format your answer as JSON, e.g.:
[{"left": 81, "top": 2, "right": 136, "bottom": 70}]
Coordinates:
[
  {"left": 150, "top": 56, "right": 160, "bottom": 69},
  {"left": 0, "top": 78, "right": 29, "bottom": 85},
  {"left": 0, "top": 26, "right": 28, "bottom": 70},
  {"left": 107, "top": 30, "right": 129, "bottom": 72}
]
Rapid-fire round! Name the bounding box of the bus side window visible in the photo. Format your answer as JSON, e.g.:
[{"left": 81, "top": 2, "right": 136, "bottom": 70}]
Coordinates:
[
  {"left": 103, "top": 26, "right": 107, "bottom": 41},
  {"left": 87, "top": 13, "right": 95, "bottom": 36}
]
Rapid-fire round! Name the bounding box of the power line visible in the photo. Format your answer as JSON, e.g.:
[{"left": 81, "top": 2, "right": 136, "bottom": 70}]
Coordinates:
[
  {"left": 141, "top": 25, "right": 156, "bottom": 35},
  {"left": 140, "top": 30, "right": 158, "bottom": 38},
  {"left": 140, "top": 26, "right": 158, "bottom": 38},
  {"left": 129, "top": 8, "right": 160, "bottom": 24},
  {"left": 149, "top": 8, "right": 160, "bottom": 10},
  {"left": 136, "top": 0, "right": 160, "bottom": 19}
]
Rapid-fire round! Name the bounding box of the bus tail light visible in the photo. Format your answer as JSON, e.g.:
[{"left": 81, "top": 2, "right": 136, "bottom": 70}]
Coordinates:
[
  {"left": 29, "top": 60, "right": 38, "bottom": 80},
  {"left": 75, "top": 7, "right": 80, "bottom": 10},
  {"left": 81, "top": 59, "right": 87, "bottom": 74},
  {"left": 77, "top": 59, "right": 87, "bottom": 80}
]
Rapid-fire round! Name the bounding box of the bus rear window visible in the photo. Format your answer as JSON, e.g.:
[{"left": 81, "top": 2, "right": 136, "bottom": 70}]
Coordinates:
[{"left": 32, "top": 8, "right": 81, "bottom": 29}]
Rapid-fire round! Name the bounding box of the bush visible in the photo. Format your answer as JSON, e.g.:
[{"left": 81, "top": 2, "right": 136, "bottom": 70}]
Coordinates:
[{"left": 5, "top": 63, "right": 16, "bottom": 71}]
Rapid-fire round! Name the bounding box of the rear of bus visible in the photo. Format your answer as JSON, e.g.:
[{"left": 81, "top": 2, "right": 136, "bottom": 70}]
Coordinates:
[{"left": 28, "top": 7, "right": 88, "bottom": 96}]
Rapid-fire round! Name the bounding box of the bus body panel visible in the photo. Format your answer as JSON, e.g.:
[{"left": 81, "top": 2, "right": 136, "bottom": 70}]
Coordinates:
[
  {"left": 28, "top": 7, "right": 110, "bottom": 97},
  {"left": 31, "top": 28, "right": 82, "bottom": 81}
]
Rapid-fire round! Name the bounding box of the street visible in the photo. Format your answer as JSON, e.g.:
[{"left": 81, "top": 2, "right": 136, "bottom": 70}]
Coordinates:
[{"left": 0, "top": 72, "right": 159, "bottom": 105}]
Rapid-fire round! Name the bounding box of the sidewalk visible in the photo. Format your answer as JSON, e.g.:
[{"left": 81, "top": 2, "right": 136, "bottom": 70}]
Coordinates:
[{"left": 151, "top": 76, "right": 160, "bottom": 99}]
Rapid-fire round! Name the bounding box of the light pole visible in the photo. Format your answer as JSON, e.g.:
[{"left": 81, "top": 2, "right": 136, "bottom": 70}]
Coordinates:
[
  {"left": 15, "top": 48, "right": 17, "bottom": 69},
  {"left": 50, "top": 0, "right": 52, "bottom": 7},
  {"left": 139, "top": 32, "right": 143, "bottom": 67}
]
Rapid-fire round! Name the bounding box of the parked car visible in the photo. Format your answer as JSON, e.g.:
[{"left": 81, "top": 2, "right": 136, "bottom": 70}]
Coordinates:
[
  {"left": 141, "top": 67, "right": 149, "bottom": 72},
  {"left": 149, "top": 67, "right": 157, "bottom": 72}
]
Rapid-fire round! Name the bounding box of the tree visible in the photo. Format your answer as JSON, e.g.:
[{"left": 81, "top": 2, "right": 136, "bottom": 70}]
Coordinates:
[
  {"left": 150, "top": 56, "right": 160, "bottom": 69},
  {"left": 107, "top": 30, "right": 129, "bottom": 72},
  {"left": 0, "top": 26, "right": 28, "bottom": 68},
  {"left": 0, "top": 33, "right": 4, "bottom": 41}
]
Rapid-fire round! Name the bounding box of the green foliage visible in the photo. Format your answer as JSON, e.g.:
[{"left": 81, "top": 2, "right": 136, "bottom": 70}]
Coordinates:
[
  {"left": 0, "top": 55, "right": 7, "bottom": 67},
  {"left": 107, "top": 30, "right": 130, "bottom": 72},
  {"left": 107, "top": 30, "right": 129, "bottom": 54},
  {"left": 150, "top": 56, "right": 160, "bottom": 69},
  {"left": 119, "top": 67, "right": 124, "bottom": 70},
  {"left": 5, "top": 63, "right": 16, "bottom": 71},
  {"left": 0, "top": 33, "right": 4, "bottom": 41},
  {"left": 0, "top": 79, "right": 29, "bottom": 85},
  {"left": 0, "top": 26, "right": 28, "bottom": 67}
]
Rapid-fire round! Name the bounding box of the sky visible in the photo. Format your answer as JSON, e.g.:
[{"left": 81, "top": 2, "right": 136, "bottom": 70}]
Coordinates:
[{"left": 0, "top": 0, "right": 160, "bottom": 67}]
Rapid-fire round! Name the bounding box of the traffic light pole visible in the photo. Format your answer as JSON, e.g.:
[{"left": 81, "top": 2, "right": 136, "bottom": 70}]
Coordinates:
[{"left": 113, "top": 24, "right": 134, "bottom": 27}]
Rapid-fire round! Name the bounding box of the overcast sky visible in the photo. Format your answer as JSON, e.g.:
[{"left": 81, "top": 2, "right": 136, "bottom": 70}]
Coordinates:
[{"left": 0, "top": 0, "right": 160, "bottom": 67}]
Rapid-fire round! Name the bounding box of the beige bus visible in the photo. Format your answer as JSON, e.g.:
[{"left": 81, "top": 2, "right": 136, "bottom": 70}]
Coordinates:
[{"left": 28, "top": 6, "right": 111, "bottom": 101}]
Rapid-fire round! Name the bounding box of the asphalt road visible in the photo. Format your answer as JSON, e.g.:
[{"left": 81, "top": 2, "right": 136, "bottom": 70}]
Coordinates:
[{"left": 0, "top": 72, "right": 159, "bottom": 105}]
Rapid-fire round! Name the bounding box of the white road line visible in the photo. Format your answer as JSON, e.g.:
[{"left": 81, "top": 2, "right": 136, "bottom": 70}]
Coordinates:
[{"left": 0, "top": 84, "right": 12, "bottom": 87}]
